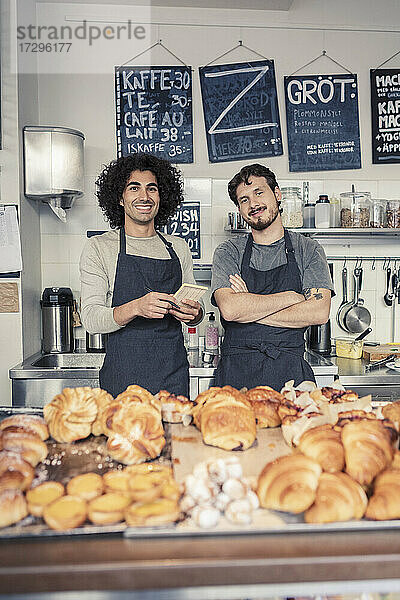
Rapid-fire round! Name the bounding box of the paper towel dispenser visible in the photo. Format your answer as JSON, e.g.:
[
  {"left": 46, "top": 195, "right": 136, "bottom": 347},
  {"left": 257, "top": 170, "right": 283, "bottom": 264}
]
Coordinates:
[{"left": 23, "top": 126, "right": 85, "bottom": 221}]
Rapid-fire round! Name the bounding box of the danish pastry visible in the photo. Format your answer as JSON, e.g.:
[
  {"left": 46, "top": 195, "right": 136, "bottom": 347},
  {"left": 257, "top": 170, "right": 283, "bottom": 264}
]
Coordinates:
[
  {"left": 87, "top": 492, "right": 131, "bottom": 525},
  {"left": 26, "top": 481, "right": 65, "bottom": 517},
  {"left": 257, "top": 454, "right": 321, "bottom": 513},
  {"left": 0, "top": 414, "right": 49, "bottom": 440},
  {"left": 0, "top": 451, "right": 34, "bottom": 491},
  {"left": 0, "top": 489, "right": 28, "bottom": 527},
  {"left": 298, "top": 424, "right": 345, "bottom": 472},
  {"left": 115, "top": 385, "right": 160, "bottom": 411},
  {"left": 124, "top": 498, "right": 180, "bottom": 527},
  {"left": 156, "top": 390, "right": 193, "bottom": 425},
  {"left": 305, "top": 472, "right": 367, "bottom": 523},
  {"left": 43, "top": 495, "right": 87, "bottom": 530},
  {"left": 90, "top": 388, "right": 114, "bottom": 436},
  {"left": 245, "top": 386, "right": 284, "bottom": 428},
  {"left": 66, "top": 472, "right": 104, "bottom": 501},
  {"left": 44, "top": 387, "right": 98, "bottom": 442},
  {"left": 342, "top": 420, "right": 393, "bottom": 486}
]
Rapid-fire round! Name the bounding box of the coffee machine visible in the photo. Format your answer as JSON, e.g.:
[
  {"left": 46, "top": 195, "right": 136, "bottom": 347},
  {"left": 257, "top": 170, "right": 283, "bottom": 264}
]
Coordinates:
[{"left": 41, "top": 287, "right": 74, "bottom": 353}]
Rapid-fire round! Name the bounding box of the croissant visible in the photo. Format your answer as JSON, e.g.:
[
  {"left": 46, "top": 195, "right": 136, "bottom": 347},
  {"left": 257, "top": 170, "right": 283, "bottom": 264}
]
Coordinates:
[
  {"left": 305, "top": 472, "right": 367, "bottom": 523},
  {"left": 365, "top": 468, "right": 400, "bottom": 520},
  {"left": 382, "top": 400, "right": 400, "bottom": 433},
  {"left": 341, "top": 420, "right": 393, "bottom": 486},
  {"left": 0, "top": 430, "right": 47, "bottom": 467},
  {"left": 257, "top": 454, "right": 322, "bottom": 513},
  {"left": 298, "top": 424, "right": 345, "bottom": 473},
  {"left": 0, "top": 451, "right": 34, "bottom": 491},
  {"left": 392, "top": 450, "right": 400, "bottom": 470},
  {"left": 0, "top": 414, "right": 49, "bottom": 440},
  {"left": 245, "top": 386, "right": 284, "bottom": 428},
  {"left": 0, "top": 489, "right": 28, "bottom": 527},
  {"left": 43, "top": 387, "right": 98, "bottom": 442},
  {"left": 193, "top": 386, "right": 256, "bottom": 451},
  {"left": 90, "top": 388, "right": 114, "bottom": 436}
]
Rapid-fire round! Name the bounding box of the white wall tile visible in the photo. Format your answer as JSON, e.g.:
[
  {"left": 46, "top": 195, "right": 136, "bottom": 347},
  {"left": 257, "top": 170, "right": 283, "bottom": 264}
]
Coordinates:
[
  {"left": 41, "top": 264, "right": 71, "bottom": 289},
  {"left": 184, "top": 178, "right": 212, "bottom": 206},
  {"left": 377, "top": 180, "right": 400, "bottom": 200},
  {"left": 212, "top": 179, "right": 230, "bottom": 206},
  {"left": 41, "top": 234, "right": 70, "bottom": 264}
]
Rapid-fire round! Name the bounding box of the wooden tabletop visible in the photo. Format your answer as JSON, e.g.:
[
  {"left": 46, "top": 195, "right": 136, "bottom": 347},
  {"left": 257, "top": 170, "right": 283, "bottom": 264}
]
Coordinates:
[{"left": 1, "top": 530, "right": 400, "bottom": 595}]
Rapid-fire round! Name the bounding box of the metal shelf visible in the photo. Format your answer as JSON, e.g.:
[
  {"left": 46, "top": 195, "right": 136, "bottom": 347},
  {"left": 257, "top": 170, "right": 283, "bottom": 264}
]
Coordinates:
[{"left": 224, "top": 227, "right": 400, "bottom": 236}]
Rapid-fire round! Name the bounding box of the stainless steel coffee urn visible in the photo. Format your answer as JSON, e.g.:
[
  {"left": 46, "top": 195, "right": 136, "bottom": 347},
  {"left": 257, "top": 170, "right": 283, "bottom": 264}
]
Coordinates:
[{"left": 41, "top": 287, "right": 74, "bottom": 353}]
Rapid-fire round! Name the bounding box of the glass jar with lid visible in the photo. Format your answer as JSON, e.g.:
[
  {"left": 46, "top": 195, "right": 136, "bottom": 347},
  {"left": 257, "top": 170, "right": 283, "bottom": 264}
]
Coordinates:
[
  {"left": 339, "top": 192, "right": 371, "bottom": 228},
  {"left": 370, "top": 199, "right": 386, "bottom": 228},
  {"left": 386, "top": 199, "right": 400, "bottom": 228},
  {"left": 280, "top": 187, "right": 303, "bottom": 228}
]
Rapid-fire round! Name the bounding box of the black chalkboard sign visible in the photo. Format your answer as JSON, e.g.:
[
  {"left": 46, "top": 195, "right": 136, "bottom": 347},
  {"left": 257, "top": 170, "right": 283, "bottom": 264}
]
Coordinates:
[
  {"left": 115, "top": 65, "right": 193, "bottom": 163},
  {"left": 371, "top": 69, "right": 400, "bottom": 164},
  {"left": 284, "top": 74, "right": 361, "bottom": 172},
  {"left": 199, "top": 60, "right": 282, "bottom": 163},
  {"left": 162, "top": 202, "right": 200, "bottom": 259}
]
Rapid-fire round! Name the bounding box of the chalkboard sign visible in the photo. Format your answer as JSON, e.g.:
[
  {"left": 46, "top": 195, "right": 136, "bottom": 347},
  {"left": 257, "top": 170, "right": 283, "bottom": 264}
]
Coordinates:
[
  {"left": 371, "top": 68, "right": 400, "bottom": 164},
  {"left": 162, "top": 202, "right": 200, "bottom": 259},
  {"left": 115, "top": 65, "right": 193, "bottom": 163},
  {"left": 284, "top": 74, "right": 361, "bottom": 172},
  {"left": 199, "top": 60, "right": 282, "bottom": 163}
]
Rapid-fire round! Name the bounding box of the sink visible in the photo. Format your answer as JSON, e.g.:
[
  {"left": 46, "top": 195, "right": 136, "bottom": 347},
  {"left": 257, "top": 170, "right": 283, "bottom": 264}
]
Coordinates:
[{"left": 31, "top": 353, "right": 105, "bottom": 369}]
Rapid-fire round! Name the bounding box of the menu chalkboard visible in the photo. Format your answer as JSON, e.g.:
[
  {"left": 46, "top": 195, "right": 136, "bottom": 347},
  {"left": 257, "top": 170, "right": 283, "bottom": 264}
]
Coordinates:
[
  {"left": 115, "top": 65, "right": 193, "bottom": 163},
  {"left": 162, "top": 202, "right": 200, "bottom": 259},
  {"left": 284, "top": 74, "right": 361, "bottom": 172},
  {"left": 371, "top": 68, "right": 400, "bottom": 164},
  {"left": 199, "top": 60, "right": 282, "bottom": 163}
]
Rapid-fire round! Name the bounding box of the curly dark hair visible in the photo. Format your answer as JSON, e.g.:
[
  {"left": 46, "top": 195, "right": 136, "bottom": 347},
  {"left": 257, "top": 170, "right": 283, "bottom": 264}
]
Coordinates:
[
  {"left": 228, "top": 163, "right": 279, "bottom": 207},
  {"left": 95, "top": 153, "right": 184, "bottom": 229}
]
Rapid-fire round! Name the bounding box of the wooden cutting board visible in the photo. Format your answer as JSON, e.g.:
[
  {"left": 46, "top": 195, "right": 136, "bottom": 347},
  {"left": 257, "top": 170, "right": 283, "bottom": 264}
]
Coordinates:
[
  {"left": 171, "top": 423, "right": 291, "bottom": 484},
  {"left": 363, "top": 344, "right": 400, "bottom": 362}
]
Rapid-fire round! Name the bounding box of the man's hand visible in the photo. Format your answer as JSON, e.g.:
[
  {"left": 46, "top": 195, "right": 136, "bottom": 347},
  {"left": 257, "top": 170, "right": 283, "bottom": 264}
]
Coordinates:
[
  {"left": 114, "top": 292, "right": 179, "bottom": 325},
  {"left": 229, "top": 273, "right": 248, "bottom": 293},
  {"left": 169, "top": 299, "right": 201, "bottom": 323}
]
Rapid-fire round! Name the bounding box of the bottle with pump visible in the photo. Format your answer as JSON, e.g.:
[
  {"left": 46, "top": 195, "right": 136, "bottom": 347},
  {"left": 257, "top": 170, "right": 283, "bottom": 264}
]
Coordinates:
[
  {"left": 205, "top": 312, "right": 219, "bottom": 352},
  {"left": 315, "top": 194, "right": 330, "bottom": 228}
]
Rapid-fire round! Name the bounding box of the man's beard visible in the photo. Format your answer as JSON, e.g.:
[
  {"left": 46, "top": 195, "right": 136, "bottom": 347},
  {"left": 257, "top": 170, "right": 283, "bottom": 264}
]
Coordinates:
[{"left": 243, "top": 204, "right": 279, "bottom": 231}]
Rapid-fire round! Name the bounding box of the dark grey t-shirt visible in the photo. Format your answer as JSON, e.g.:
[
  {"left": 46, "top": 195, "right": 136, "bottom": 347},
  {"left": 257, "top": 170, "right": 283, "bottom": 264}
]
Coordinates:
[{"left": 211, "top": 231, "right": 334, "bottom": 303}]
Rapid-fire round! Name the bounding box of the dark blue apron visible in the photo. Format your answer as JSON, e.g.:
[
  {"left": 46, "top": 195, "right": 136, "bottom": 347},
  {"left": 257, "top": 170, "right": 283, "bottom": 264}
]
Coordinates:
[
  {"left": 99, "top": 228, "right": 189, "bottom": 398},
  {"left": 214, "top": 229, "right": 315, "bottom": 391}
]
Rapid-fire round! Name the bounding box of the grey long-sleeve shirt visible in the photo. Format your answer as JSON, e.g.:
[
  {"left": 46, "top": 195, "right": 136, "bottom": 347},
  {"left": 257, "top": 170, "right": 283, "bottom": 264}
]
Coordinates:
[{"left": 79, "top": 229, "right": 199, "bottom": 334}]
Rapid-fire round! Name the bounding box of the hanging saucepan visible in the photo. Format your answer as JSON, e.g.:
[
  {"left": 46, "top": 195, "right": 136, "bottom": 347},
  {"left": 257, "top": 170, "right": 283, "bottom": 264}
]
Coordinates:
[
  {"left": 337, "top": 265, "right": 353, "bottom": 332},
  {"left": 343, "top": 267, "right": 371, "bottom": 334}
]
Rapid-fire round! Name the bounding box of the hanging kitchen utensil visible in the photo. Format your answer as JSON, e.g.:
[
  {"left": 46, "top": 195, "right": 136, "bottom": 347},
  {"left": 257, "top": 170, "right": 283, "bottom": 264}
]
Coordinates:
[
  {"left": 343, "top": 267, "right": 372, "bottom": 334},
  {"left": 337, "top": 265, "right": 353, "bottom": 331},
  {"left": 383, "top": 266, "right": 393, "bottom": 306},
  {"left": 355, "top": 327, "right": 372, "bottom": 342}
]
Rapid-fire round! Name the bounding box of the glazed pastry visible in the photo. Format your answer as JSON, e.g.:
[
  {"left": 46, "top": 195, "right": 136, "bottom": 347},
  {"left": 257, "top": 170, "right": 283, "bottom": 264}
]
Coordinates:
[
  {"left": 115, "top": 385, "right": 160, "bottom": 411},
  {"left": 0, "top": 430, "right": 48, "bottom": 467},
  {"left": 90, "top": 388, "right": 114, "bottom": 436},
  {"left": 365, "top": 468, "right": 400, "bottom": 520},
  {"left": 43, "top": 387, "right": 98, "bottom": 442},
  {"left": 245, "top": 386, "right": 284, "bottom": 428},
  {"left": 87, "top": 492, "right": 131, "bottom": 525},
  {"left": 298, "top": 424, "right": 345, "bottom": 473},
  {"left": 305, "top": 472, "right": 367, "bottom": 523},
  {"left": 310, "top": 387, "right": 359, "bottom": 404},
  {"left": 334, "top": 410, "right": 398, "bottom": 444},
  {"left": 257, "top": 454, "right": 321, "bottom": 513},
  {"left": 124, "top": 498, "right": 180, "bottom": 527},
  {"left": 0, "top": 414, "right": 49, "bottom": 440},
  {"left": 26, "top": 481, "right": 65, "bottom": 517},
  {"left": 43, "top": 495, "right": 87, "bottom": 530},
  {"left": 0, "top": 451, "right": 34, "bottom": 491},
  {"left": 106, "top": 431, "right": 166, "bottom": 466},
  {"left": 341, "top": 420, "right": 393, "bottom": 486},
  {"left": 0, "top": 489, "right": 28, "bottom": 527},
  {"left": 192, "top": 386, "right": 256, "bottom": 451},
  {"left": 156, "top": 390, "right": 193, "bottom": 425},
  {"left": 382, "top": 400, "right": 400, "bottom": 433},
  {"left": 66, "top": 472, "right": 104, "bottom": 501}
]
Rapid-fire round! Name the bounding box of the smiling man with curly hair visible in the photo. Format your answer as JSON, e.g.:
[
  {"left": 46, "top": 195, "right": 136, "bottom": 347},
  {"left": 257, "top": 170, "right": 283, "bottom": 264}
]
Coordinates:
[{"left": 80, "top": 153, "right": 202, "bottom": 397}]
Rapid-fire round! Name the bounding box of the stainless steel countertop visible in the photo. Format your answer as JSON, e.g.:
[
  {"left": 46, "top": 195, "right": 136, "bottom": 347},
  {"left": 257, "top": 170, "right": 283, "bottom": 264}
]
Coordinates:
[
  {"left": 330, "top": 355, "right": 400, "bottom": 386},
  {"left": 9, "top": 349, "right": 338, "bottom": 379}
]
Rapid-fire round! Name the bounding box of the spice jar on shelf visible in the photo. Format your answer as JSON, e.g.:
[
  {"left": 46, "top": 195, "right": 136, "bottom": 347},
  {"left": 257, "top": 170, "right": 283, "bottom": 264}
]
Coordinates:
[
  {"left": 370, "top": 199, "right": 386, "bottom": 228},
  {"left": 339, "top": 192, "right": 371, "bottom": 228},
  {"left": 386, "top": 199, "right": 400, "bottom": 228},
  {"left": 280, "top": 187, "right": 303, "bottom": 228},
  {"left": 315, "top": 195, "right": 330, "bottom": 228}
]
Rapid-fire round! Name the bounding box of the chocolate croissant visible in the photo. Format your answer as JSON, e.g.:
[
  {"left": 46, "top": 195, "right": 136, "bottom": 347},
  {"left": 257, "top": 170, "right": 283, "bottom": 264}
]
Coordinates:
[
  {"left": 193, "top": 386, "right": 256, "bottom": 451},
  {"left": 341, "top": 420, "right": 393, "bottom": 486},
  {"left": 245, "top": 386, "right": 284, "bottom": 428},
  {"left": 365, "top": 468, "right": 400, "bottom": 520},
  {"left": 43, "top": 387, "right": 98, "bottom": 442},
  {"left": 298, "top": 424, "right": 345, "bottom": 473},
  {"left": 257, "top": 454, "right": 321, "bottom": 513},
  {"left": 305, "top": 471, "right": 367, "bottom": 523}
]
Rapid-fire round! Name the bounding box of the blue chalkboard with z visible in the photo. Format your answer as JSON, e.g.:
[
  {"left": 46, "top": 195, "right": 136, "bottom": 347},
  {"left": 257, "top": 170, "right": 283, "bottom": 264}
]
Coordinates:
[{"left": 199, "top": 60, "right": 283, "bottom": 163}]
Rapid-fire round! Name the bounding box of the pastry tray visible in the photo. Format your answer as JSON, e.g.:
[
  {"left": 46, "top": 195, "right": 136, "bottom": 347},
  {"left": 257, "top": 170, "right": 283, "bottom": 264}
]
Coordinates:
[{"left": 1, "top": 407, "right": 400, "bottom": 540}]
